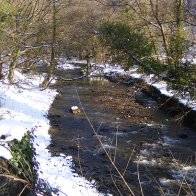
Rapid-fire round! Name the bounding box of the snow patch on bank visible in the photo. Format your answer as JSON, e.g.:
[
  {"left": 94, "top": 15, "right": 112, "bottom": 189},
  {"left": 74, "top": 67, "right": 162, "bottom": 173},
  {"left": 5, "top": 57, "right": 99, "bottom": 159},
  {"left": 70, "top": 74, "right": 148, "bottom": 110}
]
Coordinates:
[
  {"left": 58, "top": 58, "right": 86, "bottom": 66},
  {"left": 57, "top": 63, "right": 80, "bottom": 70},
  {"left": 0, "top": 69, "right": 105, "bottom": 196}
]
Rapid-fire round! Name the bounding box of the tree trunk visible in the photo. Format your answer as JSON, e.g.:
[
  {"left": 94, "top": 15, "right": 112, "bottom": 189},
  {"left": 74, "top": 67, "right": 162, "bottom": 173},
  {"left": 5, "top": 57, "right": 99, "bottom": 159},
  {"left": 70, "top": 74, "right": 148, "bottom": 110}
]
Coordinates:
[
  {"left": 174, "top": 0, "right": 185, "bottom": 68},
  {"left": 149, "top": 0, "right": 171, "bottom": 66},
  {"left": 86, "top": 57, "right": 91, "bottom": 76},
  {"left": 49, "top": 0, "right": 57, "bottom": 77},
  {"left": 0, "top": 54, "right": 3, "bottom": 79},
  {"left": 8, "top": 49, "right": 19, "bottom": 83},
  {"left": 0, "top": 62, "right": 3, "bottom": 80},
  {"left": 42, "top": 0, "right": 57, "bottom": 88}
]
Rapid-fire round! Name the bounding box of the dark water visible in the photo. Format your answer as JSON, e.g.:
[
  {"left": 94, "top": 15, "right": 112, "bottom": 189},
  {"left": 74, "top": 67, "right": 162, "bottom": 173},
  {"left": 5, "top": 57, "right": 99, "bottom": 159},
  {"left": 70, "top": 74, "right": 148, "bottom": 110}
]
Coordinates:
[{"left": 48, "top": 68, "right": 196, "bottom": 196}]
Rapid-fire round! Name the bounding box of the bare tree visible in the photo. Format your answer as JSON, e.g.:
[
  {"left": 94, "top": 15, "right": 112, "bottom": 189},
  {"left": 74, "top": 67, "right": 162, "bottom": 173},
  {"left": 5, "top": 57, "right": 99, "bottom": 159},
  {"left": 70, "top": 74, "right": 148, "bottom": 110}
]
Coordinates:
[{"left": 0, "top": 0, "right": 50, "bottom": 83}]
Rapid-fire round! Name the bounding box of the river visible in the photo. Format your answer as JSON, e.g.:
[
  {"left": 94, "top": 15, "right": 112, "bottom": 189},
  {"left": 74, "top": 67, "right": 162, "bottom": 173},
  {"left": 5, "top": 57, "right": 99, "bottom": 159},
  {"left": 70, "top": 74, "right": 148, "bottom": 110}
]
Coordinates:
[{"left": 47, "top": 67, "right": 196, "bottom": 196}]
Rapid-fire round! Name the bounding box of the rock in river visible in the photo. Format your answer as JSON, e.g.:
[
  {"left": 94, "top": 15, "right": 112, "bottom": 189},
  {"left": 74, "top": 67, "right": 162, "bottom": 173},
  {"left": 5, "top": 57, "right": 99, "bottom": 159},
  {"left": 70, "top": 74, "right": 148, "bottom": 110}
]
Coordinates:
[{"left": 70, "top": 106, "right": 81, "bottom": 114}]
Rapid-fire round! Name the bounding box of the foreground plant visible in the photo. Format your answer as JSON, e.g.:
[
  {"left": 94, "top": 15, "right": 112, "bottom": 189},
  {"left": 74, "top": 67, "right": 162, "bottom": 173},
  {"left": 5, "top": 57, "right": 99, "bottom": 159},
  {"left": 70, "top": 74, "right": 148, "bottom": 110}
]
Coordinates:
[{"left": 0, "top": 132, "right": 35, "bottom": 195}]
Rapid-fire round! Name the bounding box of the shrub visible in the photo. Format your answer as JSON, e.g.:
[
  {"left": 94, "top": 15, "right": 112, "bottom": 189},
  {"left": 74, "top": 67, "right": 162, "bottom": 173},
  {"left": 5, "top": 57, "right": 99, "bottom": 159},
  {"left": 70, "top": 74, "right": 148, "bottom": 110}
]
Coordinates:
[
  {"left": 9, "top": 132, "right": 36, "bottom": 191},
  {"left": 99, "top": 21, "right": 154, "bottom": 69}
]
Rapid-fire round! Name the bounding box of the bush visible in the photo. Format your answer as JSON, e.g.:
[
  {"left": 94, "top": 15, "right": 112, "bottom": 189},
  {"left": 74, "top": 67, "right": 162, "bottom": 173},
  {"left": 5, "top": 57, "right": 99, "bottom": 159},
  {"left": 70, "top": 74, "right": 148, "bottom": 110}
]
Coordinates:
[
  {"left": 9, "top": 132, "right": 36, "bottom": 189},
  {"left": 140, "top": 57, "right": 166, "bottom": 75},
  {"left": 169, "top": 63, "right": 196, "bottom": 98},
  {"left": 9, "top": 132, "right": 60, "bottom": 195},
  {"left": 99, "top": 21, "right": 154, "bottom": 69}
]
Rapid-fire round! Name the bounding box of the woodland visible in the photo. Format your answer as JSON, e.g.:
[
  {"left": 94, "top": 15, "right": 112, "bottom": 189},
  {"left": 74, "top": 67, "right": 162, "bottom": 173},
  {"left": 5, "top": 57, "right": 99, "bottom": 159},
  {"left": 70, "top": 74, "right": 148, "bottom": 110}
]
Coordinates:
[
  {"left": 0, "top": 0, "right": 195, "bottom": 95},
  {"left": 0, "top": 0, "right": 196, "bottom": 195}
]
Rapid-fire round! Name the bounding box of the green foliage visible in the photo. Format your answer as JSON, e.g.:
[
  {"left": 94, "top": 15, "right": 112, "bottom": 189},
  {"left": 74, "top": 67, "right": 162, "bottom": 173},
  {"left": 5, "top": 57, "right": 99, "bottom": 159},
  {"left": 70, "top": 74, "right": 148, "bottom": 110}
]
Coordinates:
[
  {"left": 141, "top": 57, "right": 166, "bottom": 75},
  {"left": 169, "top": 63, "right": 196, "bottom": 98},
  {"left": 9, "top": 132, "right": 36, "bottom": 183},
  {"left": 8, "top": 132, "right": 59, "bottom": 195},
  {"left": 99, "top": 21, "right": 154, "bottom": 69},
  {"left": 168, "top": 36, "right": 188, "bottom": 68},
  {"left": 0, "top": 0, "right": 14, "bottom": 26},
  {"left": 0, "top": 0, "right": 13, "bottom": 45}
]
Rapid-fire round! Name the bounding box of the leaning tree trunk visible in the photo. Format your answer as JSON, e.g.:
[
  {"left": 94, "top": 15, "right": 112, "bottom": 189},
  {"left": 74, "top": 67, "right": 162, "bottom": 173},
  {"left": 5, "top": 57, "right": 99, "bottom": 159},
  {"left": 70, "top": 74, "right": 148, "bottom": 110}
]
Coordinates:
[
  {"left": 173, "top": 0, "right": 185, "bottom": 68},
  {"left": 0, "top": 55, "right": 3, "bottom": 79},
  {"left": 86, "top": 57, "right": 91, "bottom": 76},
  {"left": 8, "top": 49, "right": 19, "bottom": 83},
  {"left": 42, "top": 0, "right": 57, "bottom": 88}
]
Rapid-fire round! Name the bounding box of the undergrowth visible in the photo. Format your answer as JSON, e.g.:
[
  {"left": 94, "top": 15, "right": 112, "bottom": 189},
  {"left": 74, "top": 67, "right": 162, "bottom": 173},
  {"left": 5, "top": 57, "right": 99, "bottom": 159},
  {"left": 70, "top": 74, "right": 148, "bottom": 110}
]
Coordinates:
[
  {"left": 8, "top": 132, "right": 36, "bottom": 195},
  {"left": 8, "top": 132, "right": 58, "bottom": 195}
]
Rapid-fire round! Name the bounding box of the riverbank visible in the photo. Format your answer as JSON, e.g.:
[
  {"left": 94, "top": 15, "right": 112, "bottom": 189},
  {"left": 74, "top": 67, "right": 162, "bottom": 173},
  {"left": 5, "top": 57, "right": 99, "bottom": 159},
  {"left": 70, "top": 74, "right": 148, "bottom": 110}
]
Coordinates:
[
  {"left": 104, "top": 73, "right": 196, "bottom": 129},
  {"left": 87, "top": 62, "right": 196, "bottom": 129}
]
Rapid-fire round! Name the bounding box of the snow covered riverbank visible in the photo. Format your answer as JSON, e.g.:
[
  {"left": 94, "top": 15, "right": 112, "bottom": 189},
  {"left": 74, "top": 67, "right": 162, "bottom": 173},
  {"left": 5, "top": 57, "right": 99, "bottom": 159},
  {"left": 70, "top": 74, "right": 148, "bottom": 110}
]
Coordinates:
[{"left": 0, "top": 69, "right": 105, "bottom": 195}]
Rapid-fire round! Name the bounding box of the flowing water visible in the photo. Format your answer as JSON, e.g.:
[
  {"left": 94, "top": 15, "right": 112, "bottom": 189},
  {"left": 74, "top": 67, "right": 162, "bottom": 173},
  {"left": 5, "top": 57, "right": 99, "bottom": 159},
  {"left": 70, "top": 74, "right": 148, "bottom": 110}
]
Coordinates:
[{"left": 48, "top": 68, "right": 196, "bottom": 196}]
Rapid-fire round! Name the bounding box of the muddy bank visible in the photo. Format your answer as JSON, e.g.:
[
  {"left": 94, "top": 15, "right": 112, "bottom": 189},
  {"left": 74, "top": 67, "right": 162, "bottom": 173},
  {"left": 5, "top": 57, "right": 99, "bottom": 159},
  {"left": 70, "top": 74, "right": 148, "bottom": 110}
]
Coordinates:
[
  {"left": 96, "top": 85, "right": 154, "bottom": 125},
  {"left": 105, "top": 74, "right": 196, "bottom": 129},
  {"left": 142, "top": 85, "right": 196, "bottom": 128}
]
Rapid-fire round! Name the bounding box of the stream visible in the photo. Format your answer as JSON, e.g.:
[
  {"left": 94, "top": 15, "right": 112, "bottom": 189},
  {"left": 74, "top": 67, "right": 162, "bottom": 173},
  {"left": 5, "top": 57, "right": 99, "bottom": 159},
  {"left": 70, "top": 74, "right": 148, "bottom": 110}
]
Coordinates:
[{"left": 47, "top": 67, "right": 196, "bottom": 196}]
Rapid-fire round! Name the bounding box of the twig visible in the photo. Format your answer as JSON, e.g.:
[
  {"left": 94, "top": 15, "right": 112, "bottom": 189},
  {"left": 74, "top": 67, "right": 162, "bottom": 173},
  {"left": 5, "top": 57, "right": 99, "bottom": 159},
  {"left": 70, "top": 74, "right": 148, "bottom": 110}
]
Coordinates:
[
  {"left": 40, "top": 77, "right": 57, "bottom": 91},
  {"left": 137, "top": 160, "right": 144, "bottom": 196},
  {"left": 0, "top": 174, "right": 28, "bottom": 184},
  {"left": 77, "top": 134, "right": 83, "bottom": 178},
  {"left": 110, "top": 173, "right": 123, "bottom": 196},
  {"left": 113, "top": 126, "right": 119, "bottom": 163},
  {"left": 19, "top": 184, "right": 29, "bottom": 196},
  {"left": 123, "top": 146, "right": 135, "bottom": 176},
  {"left": 75, "top": 87, "right": 135, "bottom": 196},
  {"left": 144, "top": 167, "right": 166, "bottom": 196}
]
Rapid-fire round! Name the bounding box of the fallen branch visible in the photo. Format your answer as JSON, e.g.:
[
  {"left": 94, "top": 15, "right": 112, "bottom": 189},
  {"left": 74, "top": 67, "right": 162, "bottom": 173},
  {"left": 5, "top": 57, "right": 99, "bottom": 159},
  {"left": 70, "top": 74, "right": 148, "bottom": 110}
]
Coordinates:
[
  {"left": 0, "top": 174, "right": 28, "bottom": 185},
  {"left": 40, "top": 75, "right": 88, "bottom": 91}
]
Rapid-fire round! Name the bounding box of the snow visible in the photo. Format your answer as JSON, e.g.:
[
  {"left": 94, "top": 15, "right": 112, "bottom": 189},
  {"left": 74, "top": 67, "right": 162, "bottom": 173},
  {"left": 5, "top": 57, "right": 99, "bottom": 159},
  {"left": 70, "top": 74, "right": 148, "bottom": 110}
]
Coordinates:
[
  {"left": 0, "top": 144, "right": 12, "bottom": 159},
  {"left": 90, "top": 64, "right": 126, "bottom": 76},
  {"left": 0, "top": 68, "right": 104, "bottom": 196},
  {"left": 71, "top": 106, "right": 79, "bottom": 110},
  {"left": 65, "top": 59, "right": 87, "bottom": 64},
  {"left": 57, "top": 63, "right": 80, "bottom": 70},
  {"left": 159, "top": 178, "right": 175, "bottom": 186},
  {"left": 101, "top": 144, "right": 116, "bottom": 149},
  {"left": 134, "top": 157, "right": 157, "bottom": 166},
  {"left": 162, "top": 136, "right": 180, "bottom": 146},
  {"left": 127, "top": 66, "right": 196, "bottom": 110},
  {"left": 58, "top": 58, "right": 87, "bottom": 65}
]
